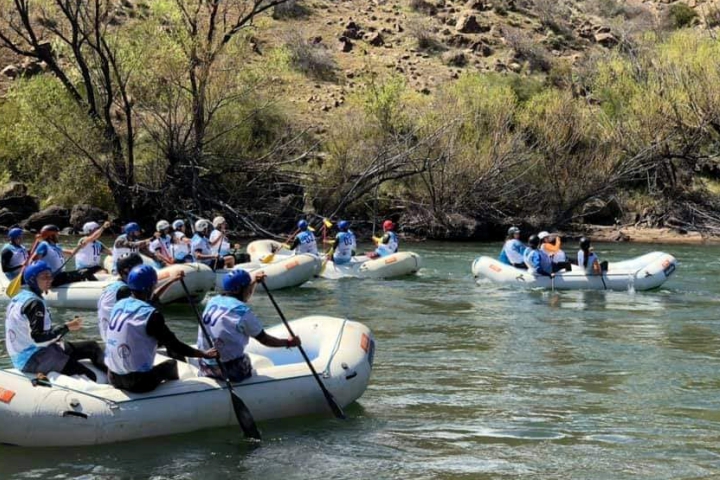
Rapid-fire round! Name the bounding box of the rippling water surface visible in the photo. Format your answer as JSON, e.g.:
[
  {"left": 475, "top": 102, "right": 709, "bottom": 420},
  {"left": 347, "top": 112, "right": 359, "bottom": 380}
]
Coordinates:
[{"left": 2, "top": 241, "right": 720, "bottom": 479}]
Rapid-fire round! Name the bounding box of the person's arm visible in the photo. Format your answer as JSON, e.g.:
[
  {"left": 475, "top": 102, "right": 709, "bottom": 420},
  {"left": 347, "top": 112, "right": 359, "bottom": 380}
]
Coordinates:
[
  {"left": 381, "top": 233, "right": 391, "bottom": 245},
  {"left": 23, "top": 300, "right": 69, "bottom": 342},
  {"left": 30, "top": 242, "right": 47, "bottom": 263},
  {"left": 243, "top": 309, "right": 300, "bottom": 348},
  {"left": 78, "top": 223, "right": 109, "bottom": 248},
  {"left": 290, "top": 237, "right": 301, "bottom": 250},
  {"left": 255, "top": 330, "right": 301, "bottom": 348},
  {"left": 146, "top": 311, "right": 215, "bottom": 358},
  {"left": 1, "top": 248, "right": 20, "bottom": 274}
]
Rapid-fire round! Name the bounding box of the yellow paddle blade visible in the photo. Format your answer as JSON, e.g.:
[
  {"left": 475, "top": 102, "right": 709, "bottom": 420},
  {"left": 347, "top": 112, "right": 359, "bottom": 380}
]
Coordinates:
[
  {"left": 261, "top": 253, "right": 275, "bottom": 264},
  {"left": 308, "top": 226, "right": 316, "bottom": 232},
  {"left": 372, "top": 236, "right": 381, "bottom": 244},
  {"left": 323, "top": 218, "right": 333, "bottom": 228},
  {"left": 6, "top": 274, "right": 22, "bottom": 298}
]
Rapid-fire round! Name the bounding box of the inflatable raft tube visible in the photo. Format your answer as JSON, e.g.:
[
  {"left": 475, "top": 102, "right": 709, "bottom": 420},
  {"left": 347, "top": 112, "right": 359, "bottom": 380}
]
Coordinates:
[
  {"left": 0, "top": 316, "right": 375, "bottom": 447},
  {"left": 320, "top": 252, "right": 422, "bottom": 279},
  {"left": 471, "top": 251, "right": 677, "bottom": 291}
]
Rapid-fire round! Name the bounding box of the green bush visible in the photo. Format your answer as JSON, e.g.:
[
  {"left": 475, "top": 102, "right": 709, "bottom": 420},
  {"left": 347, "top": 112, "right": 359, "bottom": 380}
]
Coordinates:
[{"left": 667, "top": 3, "right": 698, "bottom": 29}]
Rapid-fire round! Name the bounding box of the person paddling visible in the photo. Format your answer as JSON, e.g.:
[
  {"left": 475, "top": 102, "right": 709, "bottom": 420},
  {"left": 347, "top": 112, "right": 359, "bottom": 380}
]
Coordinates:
[
  {"left": 499, "top": 226, "right": 526, "bottom": 268},
  {"left": 111, "top": 222, "right": 153, "bottom": 274},
  {"left": 105, "top": 265, "right": 217, "bottom": 393},
  {"left": 171, "top": 219, "right": 193, "bottom": 263},
  {"left": 149, "top": 220, "right": 174, "bottom": 268},
  {"left": 5, "top": 261, "right": 107, "bottom": 382},
  {"left": 373, "top": 220, "right": 399, "bottom": 258},
  {"left": 97, "top": 253, "right": 144, "bottom": 342},
  {"left": 31, "top": 225, "right": 94, "bottom": 286},
  {"left": 328, "top": 220, "right": 356, "bottom": 265},
  {"left": 290, "top": 220, "right": 318, "bottom": 256},
  {"left": 523, "top": 235, "right": 554, "bottom": 278},
  {"left": 209, "top": 216, "right": 235, "bottom": 268},
  {"left": 191, "top": 219, "right": 225, "bottom": 270},
  {"left": 75, "top": 221, "right": 111, "bottom": 279},
  {"left": 577, "top": 237, "right": 606, "bottom": 275},
  {"left": 198, "top": 269, "right": 300, "bottom": 382},
  {"left": 1, "top": 228, "right": 28, "bottom": 281}
]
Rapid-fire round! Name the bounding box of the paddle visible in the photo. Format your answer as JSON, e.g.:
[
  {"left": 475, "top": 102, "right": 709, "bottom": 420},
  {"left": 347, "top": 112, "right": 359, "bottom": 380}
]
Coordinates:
[
  {"left": 6, "top": 235, "right": 40, "bottom": 298},
  {"left": 262, "top": 230, "right": 298, "bottom": 264},
  {"left": 260, "top": 280, "right": 346, "bottom": 420},
  {"left": 180, "top": 278, "right": 262, "bottom": 440}
]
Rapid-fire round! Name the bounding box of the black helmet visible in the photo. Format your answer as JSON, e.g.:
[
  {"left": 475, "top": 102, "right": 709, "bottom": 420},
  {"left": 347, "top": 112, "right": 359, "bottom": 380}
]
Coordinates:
[
  {"left": 579, "top": 237, "right": 591, "bottom": 250},
  {"left": 528, "top": 234, "right": 540, "bottom": 248},
  {"left": 117, "top": 252, "right": 143, "bottom": 274}
]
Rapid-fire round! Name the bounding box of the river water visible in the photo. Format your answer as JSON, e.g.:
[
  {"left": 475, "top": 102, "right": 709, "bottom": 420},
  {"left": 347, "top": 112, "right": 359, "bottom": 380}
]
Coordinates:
[{"left": 1, "top": 241, "right": 720, "bottom": 479}]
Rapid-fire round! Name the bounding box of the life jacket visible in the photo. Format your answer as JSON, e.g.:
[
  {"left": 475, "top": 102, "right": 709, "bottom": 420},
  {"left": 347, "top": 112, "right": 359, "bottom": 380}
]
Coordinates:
[
  {"left": 375, "top": 232, "right": 399, "bottom": 257},
  {"left": 1, "top": 243, "right": 28, "bottom": 280},
  {"left": 37, "top": 241, "right": 64, "bottom": 272},
  {"left": 197, "top": 295, "right": 264, "bottom": 364},
  {"left": 105, "top": 297, "right": 158, "bottom": 374},
  {"left": 97, "top": 280, "right": 127, "bottom": 342},
  {"left": 295, "top": 230, "right": 318, "bottom": 255},
  {"left": 5, "top": 290, "right": 55, "bottom": 370},
  {"left": 75, "top": 239, "right": 104, "bottom": 269},
  {"left": 333, "top": 231, "right": 356, "bottom": 264}
]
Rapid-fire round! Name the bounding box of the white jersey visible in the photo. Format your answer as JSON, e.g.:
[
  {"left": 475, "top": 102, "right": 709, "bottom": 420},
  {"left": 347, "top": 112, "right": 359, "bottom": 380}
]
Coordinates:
[
  {"left": 105, "top": 297, "right": 158, "bottom": 374},
  {"left": 36, "top": 241, "right": 64, "bottom": 272},
  {"left": 172, "top": 231, "right": 190, "bottom": 260},
  {"left": 75, "top": 239, "right": 104, "bottom": 269},
  {"left": 5, "top": 290, "right": 56, "bottom": 370},
  {"left": 111, "top": 234, "right": 138, "bottom": 274},
  {"left": 1, "top": 243, "right": 28, "bottom": 280},
  {"left": 198, "top": 295, "right": 263, "bottom": 364},
  {"left": 333, "top": 231, "right": 356, "bottom": 264},
  {"left": 295, "top": 230, "right": 318, "bottom": 255},
  {"left": 97, "top": 281, "right": 126, "bottom": 342},
  {"left": 502, "top": 239, "right": 526, "bottom": 265},
  {"left": 209, "top": 229, "right": 231, "bottom": 256}
]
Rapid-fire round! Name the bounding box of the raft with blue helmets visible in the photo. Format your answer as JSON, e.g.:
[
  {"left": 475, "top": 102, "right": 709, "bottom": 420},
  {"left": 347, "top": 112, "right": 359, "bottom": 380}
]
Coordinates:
[
  {"left": 472, "top": 251, "right": 677, "bottom": 291},
  {"left": 0, "top": 316, "right": 375, "bottom": 447}
]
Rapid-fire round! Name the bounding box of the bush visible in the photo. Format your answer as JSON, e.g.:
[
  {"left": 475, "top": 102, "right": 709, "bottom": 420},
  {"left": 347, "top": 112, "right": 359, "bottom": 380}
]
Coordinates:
[
  {"left": 667, "top": 3, "right": 698, "bottom": 29},
  {"left": 503, "top": 27, "right": 552, "bottom": 72},
  {"left": 284, "top": 32, "right": 337, "bottom": 81},
  {"left": 272, "top": 0, "right": 310, "bottom": 20},
  {"left": 702, "top": 4, "right": 720, "bottom": 28},
  {"left": 408, "top": 0, "right": 437, "bottom": 15},
  {"left": 407, "top": 18, "right": 443, "bottom": 51},
  {"left": 442, "top": 50, "right": 468, "bottom": 67}
]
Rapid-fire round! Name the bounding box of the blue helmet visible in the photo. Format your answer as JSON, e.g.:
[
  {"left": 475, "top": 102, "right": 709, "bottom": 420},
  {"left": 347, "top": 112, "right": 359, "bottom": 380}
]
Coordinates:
[
  {"left": 338, "top": 220, "right": 349, "bottom": 231},
  {"left": 127, "top": 265, "right": 158, "bottom": 292},
  {"left": 124, "top": 222, "right": 140, "bottom": 234},
  {"left": 8, "top": 228, "right": 23, "bottom": 240},
  {"left": 24, "top": 261, "right": 53, "bottom": 290},
  {"left": 222, "top": 269, "right": 252, "bottom": 293},
  {"left": 297, "top": 219, "right": 308, "bottom": 231}
]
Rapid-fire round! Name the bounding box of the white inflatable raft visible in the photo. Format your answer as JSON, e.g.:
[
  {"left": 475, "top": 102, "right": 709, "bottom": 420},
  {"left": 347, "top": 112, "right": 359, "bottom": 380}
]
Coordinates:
[
  {"left": 214, "top": 253, "right": 321, "bottom": 291},
  {"left": 0, "top": 316, "right": 375, "bottom": 447},
  {"left": 471, "top": 251, "right": 677, "bottom": 291},
  {"left": 319, "top": 252, "right": 422, "bottom": 279},
  {"left": 0, "top": 263, "right": 215, "bottom": 309}
]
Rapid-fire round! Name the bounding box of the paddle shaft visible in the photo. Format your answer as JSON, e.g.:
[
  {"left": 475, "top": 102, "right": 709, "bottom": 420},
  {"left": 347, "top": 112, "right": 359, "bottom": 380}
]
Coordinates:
[
  {"left": 260, "top": 280, "right": 346, "bottom": 420},
  {"left": 179, "top": 278, "right": 262, "bottom": 440}
]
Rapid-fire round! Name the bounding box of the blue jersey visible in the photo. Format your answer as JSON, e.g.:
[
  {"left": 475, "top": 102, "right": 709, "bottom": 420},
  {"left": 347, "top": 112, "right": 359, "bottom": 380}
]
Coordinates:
[{"left": 198, "top": 295, "right": 264, "bottom": 364}]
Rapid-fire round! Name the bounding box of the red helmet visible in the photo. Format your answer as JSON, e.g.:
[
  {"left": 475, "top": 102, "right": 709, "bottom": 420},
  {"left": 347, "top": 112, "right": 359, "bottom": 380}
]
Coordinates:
[{"left": 382, "top": 220, "right": 394, "bottom": 231}]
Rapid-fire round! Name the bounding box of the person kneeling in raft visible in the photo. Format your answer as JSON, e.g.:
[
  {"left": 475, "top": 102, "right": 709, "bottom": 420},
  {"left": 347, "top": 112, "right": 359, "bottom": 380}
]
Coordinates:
[
  {"left": 198, "top": 270, "right": 301, "bottom": 382},
  {"left": 5, "top": 261, "right": 107, "bottom": 382},
  {"left": 105, "top": 265, "right": 218, "bottom": 393}
]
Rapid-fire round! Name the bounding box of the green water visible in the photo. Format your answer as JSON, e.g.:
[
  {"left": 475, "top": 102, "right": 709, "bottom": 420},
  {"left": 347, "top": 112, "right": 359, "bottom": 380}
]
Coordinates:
[{"left": 1, "top": 241, "right": 720, "bottom": 479}]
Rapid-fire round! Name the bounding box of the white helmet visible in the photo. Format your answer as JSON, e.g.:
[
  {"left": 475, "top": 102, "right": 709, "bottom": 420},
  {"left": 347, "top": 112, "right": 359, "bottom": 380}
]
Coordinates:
[
  {"left": 213, "top": 216, "right": 226, "bottom": 228},
  {"left": 82, "top": 221, "right": 100, "bottom": 235},
  {"left": 156, "top": 220, "right": 171, "bottom": 232},
  {"left": 195, "top": 219, "right": 211, "bottom": 233},
  {"left": 172, "top": 219, "right": 184, "bottom": 230}
]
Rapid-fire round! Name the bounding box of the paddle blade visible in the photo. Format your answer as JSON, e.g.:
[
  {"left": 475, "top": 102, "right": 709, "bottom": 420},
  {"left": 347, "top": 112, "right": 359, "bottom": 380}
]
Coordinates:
[
  {"left": 6, "top": 275, "right": 22, "bottom": 298},
  {"left": 323, "top": 218, "right": 333, "bottom": 228},
  {"left": 372, "top": 236, "right": 381, "bottom": 244},
  {"left": 260, "top": 253, "right": 275, "bottom": 264},
  {"left": 231, "top": 390, "right": 262, "bottom": 440}
]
